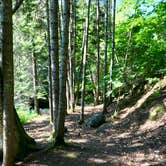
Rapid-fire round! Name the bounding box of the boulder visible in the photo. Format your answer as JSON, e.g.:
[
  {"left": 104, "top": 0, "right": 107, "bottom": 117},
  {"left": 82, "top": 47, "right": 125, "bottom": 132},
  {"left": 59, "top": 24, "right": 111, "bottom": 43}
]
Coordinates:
[
  {"left": 86, "top": 113, "right": 106, "bottom": 128},
  {"left": 96, "top": 123, "right": 112, "bottom": 134}
]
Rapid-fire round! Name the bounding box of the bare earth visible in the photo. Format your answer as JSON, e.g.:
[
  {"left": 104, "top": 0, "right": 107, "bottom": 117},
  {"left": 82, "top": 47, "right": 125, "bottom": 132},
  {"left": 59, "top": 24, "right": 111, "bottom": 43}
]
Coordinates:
[{"left": 14, "top": 102, "right": 166, "bottom": 166}]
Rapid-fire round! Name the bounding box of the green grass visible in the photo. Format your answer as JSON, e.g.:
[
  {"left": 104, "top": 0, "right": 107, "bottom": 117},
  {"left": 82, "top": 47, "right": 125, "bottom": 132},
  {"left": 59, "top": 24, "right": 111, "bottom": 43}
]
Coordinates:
[{"left": 17, "top": 110, "right": 39, "bottom": 125}]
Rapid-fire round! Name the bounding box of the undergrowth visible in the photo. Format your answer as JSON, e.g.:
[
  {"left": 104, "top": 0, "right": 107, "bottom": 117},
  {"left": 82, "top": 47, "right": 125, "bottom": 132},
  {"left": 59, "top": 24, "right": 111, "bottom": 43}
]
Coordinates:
[{"left": 17, "top": 110, "right": 39, "bottom": 125}]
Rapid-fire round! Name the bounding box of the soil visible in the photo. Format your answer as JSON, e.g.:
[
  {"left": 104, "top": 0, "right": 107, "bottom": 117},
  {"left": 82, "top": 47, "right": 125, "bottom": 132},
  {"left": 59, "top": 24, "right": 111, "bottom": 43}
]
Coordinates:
[
  {"left": 15, "top": 101, "right": 166, "bottom": 166},
  {"left": 14, "top": 79, "right": 166, "bottom": 166}
]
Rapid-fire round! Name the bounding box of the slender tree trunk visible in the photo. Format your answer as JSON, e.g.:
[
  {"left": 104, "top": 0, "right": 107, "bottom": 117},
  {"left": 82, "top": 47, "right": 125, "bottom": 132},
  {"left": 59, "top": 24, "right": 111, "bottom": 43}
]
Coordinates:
[
  {"left": 0, "top": 2, "right": 3, "bottom": 157},
  {"left": 73, "top": 0, "right": 76, "bottom": 108},
  {"left": 46, "top": 0, "right": 53, "bottom": 123},
  {"left": 68, "top": 0, "right": 75, "bottom": 112},
  {"left": 66, "top": 79, "right": 70, "bottom": 112},
  {"left": 50, "top": 0, "right": 59, "bottom": 133},
  {"left": 1, "top": 1, "right": 15, "bottom": 165},
  {"left": 109, "top": 0, "right": 116, "bottom": 103},
  {"left": 103, "top": 0, "right": 109, "bottom": 114},
  {"left": 123, "top": 29, "right": 132, "bottom": 85},
  {"left": 32, "top": 40, "right": 40, "bottom": 115},
  {"left": 95, "top": 0, "right": 100, "bottom": 105},
  {"left": 80, "top": 0, "right": 91, "bottom": 123},
  {"left": 55, "top": 0, "right": 70, "bottom": 145}
]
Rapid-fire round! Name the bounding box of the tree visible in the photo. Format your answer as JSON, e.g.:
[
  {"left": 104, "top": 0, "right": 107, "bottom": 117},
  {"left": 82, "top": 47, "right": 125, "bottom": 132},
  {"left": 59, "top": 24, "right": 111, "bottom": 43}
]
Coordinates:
[
  {"left": 109, "top": 0, "right": 116, "bottom": 102},
  {"left": 55, "top": 0, "right": 70, "bottom": 145},
  {"left": 46, "top": 0, "right": 53, "bottom": 123},
  {"left": 103, "top": 0, "right": 109, "bottom": 114},
  {"left": 95, "top": 0, "right": 100, "bottom": 105},
  {"left": 68, "top": 0, "right": 75, "bottom": 112},
  {"left": 0, "top": 0, "right": 35, "bottom": 162},
  {"left": 80, "top": 0, "right": 91, "bottom": 123},
  {"left": 49, "top": 0, "right": 59, "bottom": 132},
  {"left": 1, "top": 0, "right": 15, "bottom": 165},
  {"left": 32, "top": 39, "right": 40, "bottom": 114}
]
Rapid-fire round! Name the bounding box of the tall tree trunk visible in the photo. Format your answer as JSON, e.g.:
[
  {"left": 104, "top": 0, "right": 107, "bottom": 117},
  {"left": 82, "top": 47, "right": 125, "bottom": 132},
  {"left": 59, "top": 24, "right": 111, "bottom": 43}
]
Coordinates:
[
  {"left": 0, "top": 1, "right": 35, "bottom": 162},
  {"left": 32, "top": 40, "right": 40, "bottom": 115},
  {"left": 46, "top": 0, "right": 53, "bottom": 123},
  {"left": 109, "top": 0, "right": 116, "bottom": 103},
  {"left": 0, "top": 2, "right": 3, "bottom": 157},
  {"left": 49, "top": 0, "right": 59, "bottom": 133},
  {"left": 55, "top": 0, "right": 70, "bottom": 145},
  {"left": 68, "top": 0, "right": 75, "bottom": 112},
  {"left": 2, "top": 0, "right": 15, "bottom": 165},
  {"left": 103, "top": 0, "right": 109, "bottom": 114},
  {"left": 95, "top": 0, "right": 100, "bottom": 105},
  {"left": 80, "top": 0, "right": 91, "bottom": 123},
  {"left": 73, "top": 0, "right": 76, "bottom": 107}
]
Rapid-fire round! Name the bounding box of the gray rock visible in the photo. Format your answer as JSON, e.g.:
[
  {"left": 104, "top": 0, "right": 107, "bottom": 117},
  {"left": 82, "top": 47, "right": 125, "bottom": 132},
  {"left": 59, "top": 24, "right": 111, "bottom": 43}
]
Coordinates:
[
  {"left": 96, "top": 123, "right": 112, "bottom": 133},
  {"left": 86, "top": 113, "right": 106, "bottom": 128}
]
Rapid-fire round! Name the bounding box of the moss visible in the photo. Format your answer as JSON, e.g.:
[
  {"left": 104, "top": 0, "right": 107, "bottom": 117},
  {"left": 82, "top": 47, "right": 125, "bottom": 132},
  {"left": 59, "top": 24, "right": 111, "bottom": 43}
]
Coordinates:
[{"left": 149, "top": 104, "right": 166, "bottom": 121}]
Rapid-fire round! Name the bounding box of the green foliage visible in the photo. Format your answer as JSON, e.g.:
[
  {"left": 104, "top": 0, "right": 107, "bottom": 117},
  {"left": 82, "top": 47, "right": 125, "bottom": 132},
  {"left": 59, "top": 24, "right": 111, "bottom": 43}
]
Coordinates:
[
  {"left": 13, "top": 0, "right": 166, "bottom": 107},
  {"left": 17, "top": 110, "right": 39, "bottom": 125},
  {"left": 149, "top": 104, "right": 166, "bottom": 121}
]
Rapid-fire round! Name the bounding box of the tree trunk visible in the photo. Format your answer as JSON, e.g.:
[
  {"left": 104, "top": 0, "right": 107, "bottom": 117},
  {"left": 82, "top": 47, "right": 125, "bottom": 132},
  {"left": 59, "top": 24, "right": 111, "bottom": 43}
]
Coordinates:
[
  {"left": 95, "top": 0, "right": 100, "bottom": 105},
  {"left": 46, "top": 0, "right": 53, "bottom": 123},
  {"left": 49, "top": 0, "right": 59, "bottom": 133},
  {"left": 55, "top": 0, "right": 70, "bottom": 145},
  {"left": 109, "top": 0, "right": 116, "bottom": 103},
  {"left": 0, "top": 1, "right": 35, "bottom": 163},
  {"left": 1, "top": 0, "right": 34, "bottom": 164},
  {"left": 2, "top": 1, "right": 15, "bottom": 164},
  {"left": 80, "top": 0, "right": 91, "bottom": 123},
  {"left": 32, "top": 40, "right": 40, "bottom": 115},
  {"left": 68, "top": 0, "right": 75, "bottom": 112},
  {"left": 0, "top": 1, "right": 2, "bottom": 156},
  {"left": 103, "top": 0, "right": 109, "bottom": 114}
]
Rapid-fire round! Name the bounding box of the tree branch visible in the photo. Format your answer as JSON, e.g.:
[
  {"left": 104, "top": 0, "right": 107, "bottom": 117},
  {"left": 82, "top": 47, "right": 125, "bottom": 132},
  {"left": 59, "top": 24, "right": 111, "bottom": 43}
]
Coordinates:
[{"left": 12, "top": 0, "right": 24, "bottom": 14}]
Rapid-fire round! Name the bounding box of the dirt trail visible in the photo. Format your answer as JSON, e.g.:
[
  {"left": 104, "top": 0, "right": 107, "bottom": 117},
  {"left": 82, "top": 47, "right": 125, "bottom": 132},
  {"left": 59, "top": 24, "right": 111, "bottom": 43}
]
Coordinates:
[{"left": 16, "top": 104, "right": 166, "bottom": 166}]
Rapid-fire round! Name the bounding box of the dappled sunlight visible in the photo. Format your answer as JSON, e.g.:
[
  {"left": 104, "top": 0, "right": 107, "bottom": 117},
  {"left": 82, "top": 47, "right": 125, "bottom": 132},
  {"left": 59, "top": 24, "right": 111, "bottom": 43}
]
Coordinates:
[
  {"left": 68, "top": 138, "right": 89, "bottom": 143},
  {"left": 22, "top": 101, "right": 166, "bottom": 165},
  {"left": 87, "top": 157, "right": 107, "bottom": 164},
  {"left": 64, "top": 152, "right": 78, "bottom": 159},
  {"left": 119, "top": 78, "right": 166, "bottom": 120}
]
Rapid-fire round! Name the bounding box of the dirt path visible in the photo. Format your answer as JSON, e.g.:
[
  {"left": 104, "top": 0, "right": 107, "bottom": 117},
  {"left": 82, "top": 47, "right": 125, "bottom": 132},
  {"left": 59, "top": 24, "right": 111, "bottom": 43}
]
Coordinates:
[{"left": 16, "top": 105, "right": 166, "bottom": 166}]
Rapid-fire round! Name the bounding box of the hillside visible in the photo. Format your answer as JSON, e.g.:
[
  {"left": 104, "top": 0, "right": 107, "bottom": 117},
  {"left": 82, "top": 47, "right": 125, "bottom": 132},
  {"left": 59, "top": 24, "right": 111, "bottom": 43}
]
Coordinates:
[{"left": 15, "top": 78, "right": 166, "bottom": 166}]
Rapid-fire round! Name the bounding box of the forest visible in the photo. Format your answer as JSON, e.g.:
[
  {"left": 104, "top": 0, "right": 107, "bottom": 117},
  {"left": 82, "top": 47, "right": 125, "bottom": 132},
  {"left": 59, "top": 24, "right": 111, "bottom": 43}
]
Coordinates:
[{"left": 0, "top": 0, "right": 166, "bottom": 165}]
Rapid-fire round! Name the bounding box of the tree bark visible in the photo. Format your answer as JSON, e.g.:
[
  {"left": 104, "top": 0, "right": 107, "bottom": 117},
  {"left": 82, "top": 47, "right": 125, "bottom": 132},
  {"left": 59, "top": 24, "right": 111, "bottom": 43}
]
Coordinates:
[
  {"left": 95, "top": 0, "right": 100, "bottom": 105},
  {"left": 68, "top": 0, "right": 75, "bottom": 112},
  {"left": 2, "top": 1, "right": 15, "bottom": 164},
  {"left": 80, "top": 0, "right": 91, "bottom": 123},
  {"left": 103, "top": 0, "right": 109, "bottom": 114},
  {"left": 46, "top": 0, "right": 53, "bottom": 123},
  {"left": 0, "top": 1, "right": 35, "bottom": 162},
  {"left": 49, "top": 0, "right": 59, "bottom": 133},
  {"left": 55, "top": 0, "right": 70, "bottom": 145},
  {"left": 32, "top": 40, "right": 40, "bottom": 115},
  {"left": 109, "top": 0, "right": 116, "bottom": 103},
  {"left": 0, "top": 1, "right": 2, "bottom": 158}
]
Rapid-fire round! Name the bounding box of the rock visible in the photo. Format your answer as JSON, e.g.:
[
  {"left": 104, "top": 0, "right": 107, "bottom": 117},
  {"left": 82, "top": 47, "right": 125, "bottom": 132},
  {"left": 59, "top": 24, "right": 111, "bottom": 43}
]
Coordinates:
[
  {"left": 86, "top": 113, "right": 106, "bottom": 128},
  {"left": 96, "top": 123, "right": 112, "bottom": 134}
]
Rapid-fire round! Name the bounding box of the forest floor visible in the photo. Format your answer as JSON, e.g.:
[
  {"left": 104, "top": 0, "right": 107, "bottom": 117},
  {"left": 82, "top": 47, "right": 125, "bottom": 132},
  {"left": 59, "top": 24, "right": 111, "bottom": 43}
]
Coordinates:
[{"left": 15, "top": 81, "right": 166, "bottom": 166}]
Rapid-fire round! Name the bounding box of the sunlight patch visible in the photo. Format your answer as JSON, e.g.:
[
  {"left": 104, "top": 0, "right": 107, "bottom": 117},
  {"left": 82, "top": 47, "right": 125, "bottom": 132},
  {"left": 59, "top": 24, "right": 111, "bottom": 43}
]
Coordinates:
[
  {"left": 88, "top": 157, "right": 107, "bottom": 164},
  {"left": 69, "top": 138, "right": 88, "bottom": 143},
  {"left": 65, "top": 152, "right": 78, "bottom": 159}
]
